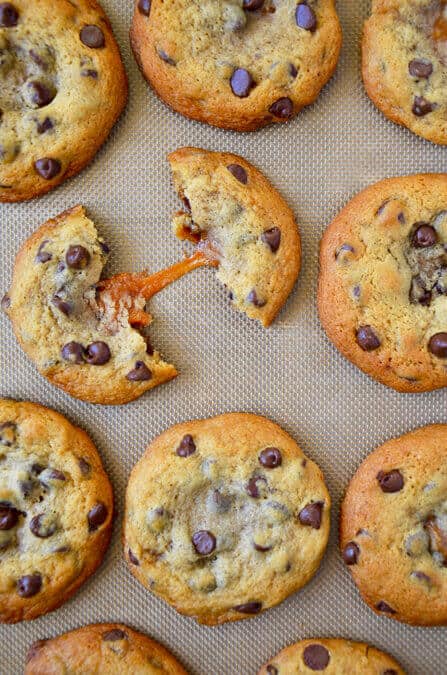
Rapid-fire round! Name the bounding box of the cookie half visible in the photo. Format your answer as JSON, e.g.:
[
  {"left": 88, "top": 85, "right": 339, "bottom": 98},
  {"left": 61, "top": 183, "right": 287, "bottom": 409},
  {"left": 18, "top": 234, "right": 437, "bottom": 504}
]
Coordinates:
[
  {"left": 363, "top": 0, "right": 447, "bottom": 145},
  {"left": 0, "top": 0, "right": 127, "bottom": 201},
  {"left": 3, "top": 206, "right": 177, "bottom": 405},
  {"left": 124, "top": 413, "right": 330, "bottom": 625},
  {"left": 318, "top": 174, "right": 447, "bottom": 392},
  {"left": 25, "top": 623, "right": 187, "bottom": 674},
  {"left": 341, "top": 425, "right": 447, "bottom": 626},
  {"left": 258, "top": 638, "right": 406, "bottom": 674},
  {"left": 169, "top": 148, "right": 301, "bottom": 326},
  {"left": 0, "top": 399, "right": 113, "bottom": 623},
  {"left": 130, "top": 0, "right": 341, "bottom": 131}
]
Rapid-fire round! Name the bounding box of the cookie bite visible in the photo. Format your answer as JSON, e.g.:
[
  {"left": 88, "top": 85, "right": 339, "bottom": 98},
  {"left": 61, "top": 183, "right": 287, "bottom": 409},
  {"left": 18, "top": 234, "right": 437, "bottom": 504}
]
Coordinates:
[
  {"left": 0, "top": 399, "right": 113, "bottom": 623},
  {"left": 25, "top": 623, "right": 187, "bottom": 674},
  {"left": 0, "top": 0, "right": 127, "bottom": 201},
  {"left": 318, "top": 174, "right": 447, "bottom": 392},
  {"left": 341, "top": 425, "right": 447, "bottom": 626},
  {"left": 124, "top": 413, "right": 330, "bottom": 625},
  {"left": 130, "top": 0, "right": 341, "bottom": 131},
  {"left": 363, "top": 0, "right": 447, "bottom": 145},
  {"left": 169, "top": 148, "right": 301, "bottom": 326},
  {"left": 259, "top": 638, "right": 406, "bottom": 674}
]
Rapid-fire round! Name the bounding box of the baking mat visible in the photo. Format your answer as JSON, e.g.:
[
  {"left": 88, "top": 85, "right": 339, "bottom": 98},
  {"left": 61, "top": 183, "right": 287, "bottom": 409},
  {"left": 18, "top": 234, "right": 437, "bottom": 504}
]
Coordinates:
[{"left": 1, "top": 1, "right": 447, "bottom": 673}]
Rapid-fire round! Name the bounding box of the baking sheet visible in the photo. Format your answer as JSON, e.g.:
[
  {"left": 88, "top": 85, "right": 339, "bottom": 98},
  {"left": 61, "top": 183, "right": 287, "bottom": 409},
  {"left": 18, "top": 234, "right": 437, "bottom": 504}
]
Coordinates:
[{"left": 1, "top": 1, "right": 447, "bottom": 673}]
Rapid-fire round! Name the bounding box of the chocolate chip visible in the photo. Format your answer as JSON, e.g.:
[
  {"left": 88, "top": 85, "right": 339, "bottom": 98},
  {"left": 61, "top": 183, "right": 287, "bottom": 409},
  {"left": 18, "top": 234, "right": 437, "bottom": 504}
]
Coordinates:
[
  {"left": 29, "top": 514, "right": 56, "bottom": 538},
  {"left": 289, "top": 63, "right": 298, "bottom": 78},
  {"left": 377, "top": 470, "right": 404, "bottom": 493},
  {"left": 335, "top": 243, "right": 354, "bottom": 259},
  {"left": 79, "top": 458, "right": 91, "bottom": 476},
  {"left": 303, "top": 644, "right": 330, "bottom": 670},
  {"left": 227, "top": 164, "right": 248, "bottom": 184},
  {"left": 212, "top": 489, "right": 232, "bottom": 512},
  {"left": 246, "top": 475, "right": 267, "bottom": 498},
  {"left": 412, "top": 223, "right": 437, "bottom": 248},
  {"left": 80, "top": 25, "right": 105, "bottom": 49},
  {"left": 266, "top": 667, "right": 278, "bottom": 675},
  {"left": 268, "top": 97, "right": 293, "bottom": 118},
  {"left": 87, "top": 502, "right": 108, "bottom": 531},
  {"left": 51, "top": 295, "right": 72, "bottom": 316},
  {"left": 145, "top": 337, "right": 154, "bottom": 355},
  {"left": 128, "top": 548, "right": 140, "bottom": 565},
  {"left": 0, "top": 504, "right": 19, "bottom": 530},
  {"left": 126, "top": 361, "right": 152, "bottom": 381},
  {"left": 259, "top": 447, "right": 282, "bottom": 468},
  {"left": 85, "top": 342, "right": 111, "bottom": 365},
  {"left": 428, "top": 332, "right": 447, "bottom": 357},
  {"left": 26, "top": 640, "right": 48, "bottom": 664},
  {"left": 17, "top": 574, "right": 42, "bottom": 598},
  {"left": 0, "top": 422, "right": 16, "bottom": 446},
  {"left": 261, "top": 227, "right": 281, "bottom": 253},
  {"left": 192, "top": 530, "right": 216, "bottom": 555},
  {"left": 409, "top": 277, "right": 431, "bottom": 306},
  {"left": 383, "top": 671, "right": 398, "bottom": 675},
  {"left": 299, "top": 501, "right": 323, "bottom": 529},
  {"left": 356, "top": 325, "right": 381, "bottom": 351},
  {"left": 66, "top": 245, "right": 90, "bottom": 269},
  {"left": 45, "top": 469, "right": 66, "bottom": 482},
  {"left": 27, "top": 82, "right": 55, "bottom": 108},
  {"left": 1, "top": 294, "right": 10, "bottom": 311},
  {"left": 254, "top": 542, "right": 272, "bottom": 552},
  {"left": 412, "top": 96, "right": 433, "bottom": 116},
  {"left": 103, "top": 629, "right": 127, "bottom": 641},
  {"left": 409, "top": 59, "right": 433, "bottom": 79},
  {"left": 412, "top": 571, "right": 431, "bottom": 583},
  {"left": 61, "top": 341, "right": 85, "bottom": 364},
  {"left": 233, "top": 601, "right": 262, "bottom": 614},
  {"left": 0, "top": 3, "right": 18, "bottom": 27},
  {"left": 158, "top": 49, "right": 176, "bottom": 66},
  {"left": 81, "top": 69, "right": 98, "bottom": 78},
  {"left": 34, "top": 158, "right": 61, "bottom": 180},
  {"left": 295, "top": 3, "right": 317, "bottom": 31},
  {"left": 247, "top": 289, "right": 266, "bottom": 307},
  {"left": 36, "top": 240, "right": 52, "bottom": 263},
  {"left": 343, "top": 541, "right": 360, "bottom": 565},
  {"left": 37, "top": 117, "right": 53, "bottom": 134},
  {"left": 31, "top": 464, "right": 44, "bottom": 475},
  {"left": 99, "top": 241, "right": 110, "bottom": 254},
  {"left": 176, "top": 434, "right": 196, "bottom": 457},
  {"left": 376, "top": 601, "right": 396, "bottom": 614},
  {"left": 138, "top": 0, "right": 151, "bottom": 15},
  {"left": 243, "top": 0, "right": 264, "bottom": 9},
  {"left": 230, "top": 68, "right": 254, "bottom": 97}
]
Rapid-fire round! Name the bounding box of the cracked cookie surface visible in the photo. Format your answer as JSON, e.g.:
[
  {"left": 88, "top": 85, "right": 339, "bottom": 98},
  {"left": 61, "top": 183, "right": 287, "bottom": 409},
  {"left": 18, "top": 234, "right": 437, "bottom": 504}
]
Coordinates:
[
  {"left": 318, "top": 174, "right": 447, "bottom": 392},
  {"left": 3, "top": 206, "right": 177, "bottom": 405},
  {"left": 25, "top": 623, "right": 187, "bottom": 675},
  {"left": 363, "top": 0, "right": 447, "bottom": 145},
  {"left": 0, "top": 399, "right": 113, "bottom": 623},
  {"left": 258, "top": 638, "right": 406, "bottom": 674},
  {"left": 123, "top": 413, "right": 330, "bottom": 625},
  {"left": 130, "top": 0, "right": 341, "bottom": 131},
  {"left": 169, "top": 148, "right": 301, "bottom": 326},
  {"left": 341, "top": 424, "right": 447, "bottom": 626},
  {"left": 0, "top": 0, "right": 127, "bottom": 202}
]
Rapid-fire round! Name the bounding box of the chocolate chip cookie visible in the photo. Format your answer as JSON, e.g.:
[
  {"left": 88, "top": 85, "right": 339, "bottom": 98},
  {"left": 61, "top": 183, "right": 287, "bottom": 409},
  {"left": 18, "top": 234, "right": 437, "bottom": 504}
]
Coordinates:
[
  {"left": 341, "top": 424, "right": 447, "bottom": 626},
  {"left": 130, "top": 0, "right": 341, "bottom": 131},
  {"left": 318, "top": 174, "right": 447, "bottom": 392},
  {"left": 3, "top": 206, "right": 178, "bottom": 405},
  {"left": 25, "top": 623, "right": 187, "bottom": 674},
  {"left": 363, "top": 0, "right": 447, "bottom": 145},
  {"left": 0, "top": 0, "right": 127, "bottom": 202},
  {"left": 259, "top": 638, "right": 406, "bottom": 674},
  {"left": 169, "top": 148, "right": 301, "bottom": 326},
  {"left": 123, "top": 413, "right": 330, "bottom": 625},
  {"left": 0, "top": 399, "right": 113, "bottom": 623}
]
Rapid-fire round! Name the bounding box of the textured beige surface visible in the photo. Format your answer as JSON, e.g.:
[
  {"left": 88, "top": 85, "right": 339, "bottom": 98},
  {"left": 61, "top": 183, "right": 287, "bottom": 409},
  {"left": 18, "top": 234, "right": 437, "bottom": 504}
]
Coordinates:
[{"left": 0, "top": 1, "right": 446, "bottom": 673}]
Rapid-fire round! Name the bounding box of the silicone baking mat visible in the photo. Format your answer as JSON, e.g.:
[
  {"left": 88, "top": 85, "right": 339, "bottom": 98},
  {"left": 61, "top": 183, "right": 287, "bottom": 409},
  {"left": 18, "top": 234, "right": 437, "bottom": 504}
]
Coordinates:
[{"left": 1, "top": 1, "right": 447, "bottom": 673}]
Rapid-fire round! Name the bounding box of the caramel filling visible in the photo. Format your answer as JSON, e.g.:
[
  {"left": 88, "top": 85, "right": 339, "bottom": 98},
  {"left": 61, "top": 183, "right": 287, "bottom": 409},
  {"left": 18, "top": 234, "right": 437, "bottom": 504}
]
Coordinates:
[{"left": 97, "top": 243, "right": 219, "bottom": 327}]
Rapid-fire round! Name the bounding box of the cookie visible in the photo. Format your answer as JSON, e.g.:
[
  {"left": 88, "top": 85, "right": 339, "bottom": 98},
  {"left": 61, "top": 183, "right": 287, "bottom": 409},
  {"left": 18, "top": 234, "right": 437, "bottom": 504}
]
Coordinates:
[
  {"left": 0, "top": 0, "right": 127, "bottom": 202},
  {"left": 123, "top": 412, "right": 330, "bottom": 625},
  {"left": 340, "top": 424, "right": 447, "bottom": 626},
  {"left": 258, "top": 638, "right": 406, "bottom": 674},
  {"left": 3, "top": 205, "right": 178, "bottom": 405},
  {"left": 318, "top": 174, "right": 447, "bottom": 392},
  {"left": 0, "top": 399, "right": 113, "bottom": 623},
  {"left": 130, "top": 0, "right": 342, "bottom": 131},
  {"left": 169, "top": 147, "right": 301, "bottom": 326},
  {"left": 363, "top": 0, "right": 447, "bottom": 145},
  {"left": 25, "top": 623, "right": 187, "bottom": 674}
]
